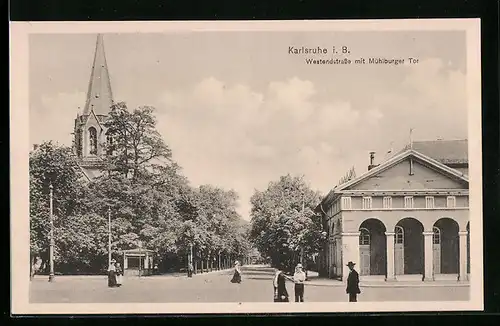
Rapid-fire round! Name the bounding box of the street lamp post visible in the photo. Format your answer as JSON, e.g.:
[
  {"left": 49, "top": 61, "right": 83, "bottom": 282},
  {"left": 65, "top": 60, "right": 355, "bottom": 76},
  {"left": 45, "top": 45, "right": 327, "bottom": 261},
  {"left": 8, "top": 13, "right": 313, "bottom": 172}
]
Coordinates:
[
  {"left": 138, "top": 240, "right": 143, "bottom": 277},
  {"left": 48, "top": 183, "right": 55, "bottom": 282},
  {"left": 108, "top": 206, "right": 112, "bottom": 267},
  {"left": 189, "top": 243, "right": 193, "bottom": 268}
]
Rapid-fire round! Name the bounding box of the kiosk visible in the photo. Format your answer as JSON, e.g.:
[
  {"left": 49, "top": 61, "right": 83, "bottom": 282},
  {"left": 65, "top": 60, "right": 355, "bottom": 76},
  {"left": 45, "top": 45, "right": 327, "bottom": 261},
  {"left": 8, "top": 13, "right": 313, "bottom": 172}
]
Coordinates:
[{"left": 122, "top": 248, "right": 155, "bottom": 276}]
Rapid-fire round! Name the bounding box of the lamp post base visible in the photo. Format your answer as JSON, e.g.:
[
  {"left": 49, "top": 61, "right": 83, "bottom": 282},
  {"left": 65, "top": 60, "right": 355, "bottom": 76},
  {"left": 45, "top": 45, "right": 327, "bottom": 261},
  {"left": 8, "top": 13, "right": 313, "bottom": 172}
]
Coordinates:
[{"left": 48, "top": 274, "right": 55, "bottom": 282}]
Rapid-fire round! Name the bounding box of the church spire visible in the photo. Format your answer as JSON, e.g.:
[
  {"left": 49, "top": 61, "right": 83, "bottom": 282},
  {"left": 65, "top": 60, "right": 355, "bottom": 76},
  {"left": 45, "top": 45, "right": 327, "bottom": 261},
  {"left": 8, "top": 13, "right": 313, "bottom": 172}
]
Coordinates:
[{"left": 82, "top": 34, "right": 113, "bottom": 117}]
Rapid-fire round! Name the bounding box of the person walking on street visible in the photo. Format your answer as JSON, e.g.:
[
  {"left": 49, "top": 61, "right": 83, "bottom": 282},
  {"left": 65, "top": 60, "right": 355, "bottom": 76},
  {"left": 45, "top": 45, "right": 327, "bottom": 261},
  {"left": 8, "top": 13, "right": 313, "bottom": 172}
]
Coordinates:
[
  {"left": 346, "top": 261, "right": 361, "bottom": 302},
  {"left": 293, "top": 263, "right": 306, "bottom": 302},
  {"left": 273, "top": 267, "right": 291, "bottom": 302},
  {"left": 115, "top": 262, "right": 123, "bottom": 287},
  {"left": 230, "top": 261, "right": 242, "bottom": 283},
  {"left": 187, "top": 261, "right": 194, "bottom": 278},
  {"left": 107, "top": 259, "right": 117, "bottom": 288}
]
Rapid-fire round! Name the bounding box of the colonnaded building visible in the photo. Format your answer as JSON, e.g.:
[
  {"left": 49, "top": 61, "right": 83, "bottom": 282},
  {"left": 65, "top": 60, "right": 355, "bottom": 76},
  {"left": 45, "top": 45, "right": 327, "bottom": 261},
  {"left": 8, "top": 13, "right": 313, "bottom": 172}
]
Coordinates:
[{"left": 315, "top": 140, "right": 470, "bottom": 283}]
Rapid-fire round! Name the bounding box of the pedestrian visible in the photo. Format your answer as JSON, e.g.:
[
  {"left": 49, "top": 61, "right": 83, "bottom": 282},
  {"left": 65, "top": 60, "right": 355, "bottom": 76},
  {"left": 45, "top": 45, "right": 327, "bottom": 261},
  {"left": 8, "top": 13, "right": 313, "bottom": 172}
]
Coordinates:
[
  {"left": 107, "top": 259, "right": 117, "bottom": 288},
  {"left": 345, "top": 261, "right": 361, "bottom": 302},
  {"left": 230, "top": 261, "right": 242, "bottom": 283},
  {"left": 273, "top": 267, "right": 290, "bottom": 302},
  {"left": 187, "top": 261, "right": 194, "bottom": 278},
  {"left": 115, "top": 262, "right": 123, "bottom": 287},
  {"left": 293, "top": 263, "right": 306, "bottom": 302}
]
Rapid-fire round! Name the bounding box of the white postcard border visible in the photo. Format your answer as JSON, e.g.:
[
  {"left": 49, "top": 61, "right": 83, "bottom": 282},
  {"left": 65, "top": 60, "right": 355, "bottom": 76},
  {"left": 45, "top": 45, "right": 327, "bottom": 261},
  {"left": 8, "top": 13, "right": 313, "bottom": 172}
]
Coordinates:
[{"left": 10, "top": 19, "right": 483, "bottom": 314}]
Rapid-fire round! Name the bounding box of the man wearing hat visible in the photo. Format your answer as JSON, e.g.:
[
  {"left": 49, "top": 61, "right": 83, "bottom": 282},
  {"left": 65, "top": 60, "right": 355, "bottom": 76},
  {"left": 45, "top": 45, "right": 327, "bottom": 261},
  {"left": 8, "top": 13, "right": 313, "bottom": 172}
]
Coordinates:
[
  {"left": 346, "top": 261, "right": 360, "bottom": 302},
  {"left": 293, "top": 263, "right": 306, "bottom": 302}
]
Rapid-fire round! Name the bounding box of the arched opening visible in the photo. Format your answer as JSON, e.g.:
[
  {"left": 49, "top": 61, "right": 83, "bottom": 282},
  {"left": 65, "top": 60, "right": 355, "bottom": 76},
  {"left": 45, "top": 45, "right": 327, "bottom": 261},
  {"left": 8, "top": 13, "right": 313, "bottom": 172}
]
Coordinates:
[
  {"left": 359, "top": 218, "right": 387, "bottom": 276},
  {"left": 88, "top": 127, "right": 98, "bottom": 155},
  {"left": 433, "top": 218, "right": 459, "bottom": 274},
  {"left": 329, "top": 221, "right": 335, "bottom": 277},
  {"left": 395, "top": 217, "right": 424, "bottom": 275},
  {"left": 334, "top": 219, "right": 342, "bottom": 276},
  {"left": 466, "top": 222, "right": 470, "bottom": 274}
]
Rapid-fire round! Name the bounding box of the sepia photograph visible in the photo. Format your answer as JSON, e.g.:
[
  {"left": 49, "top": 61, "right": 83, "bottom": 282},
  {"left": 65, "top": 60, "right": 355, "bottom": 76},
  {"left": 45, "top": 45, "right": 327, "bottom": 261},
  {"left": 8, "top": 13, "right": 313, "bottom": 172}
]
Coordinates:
[{"left": 10, "top": 19, "right": 482, "bottom": 314}]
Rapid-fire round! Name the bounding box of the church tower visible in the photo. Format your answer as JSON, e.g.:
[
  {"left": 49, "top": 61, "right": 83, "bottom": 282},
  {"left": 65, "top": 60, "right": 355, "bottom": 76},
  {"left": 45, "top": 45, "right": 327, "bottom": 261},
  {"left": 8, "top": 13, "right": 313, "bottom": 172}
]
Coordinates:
[{"left": 73, "top": 34, "right": 114, "bottom": 179}]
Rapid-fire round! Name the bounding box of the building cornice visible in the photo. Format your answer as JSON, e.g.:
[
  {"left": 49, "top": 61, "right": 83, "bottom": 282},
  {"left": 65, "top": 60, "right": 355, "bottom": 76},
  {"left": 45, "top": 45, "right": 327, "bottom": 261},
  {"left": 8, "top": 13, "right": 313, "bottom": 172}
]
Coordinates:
[
  {"left": 338, "top": 189, "right": 469, "bottom": 196},
  {"left": 342, "top": 207, "right": 469, "bottom": 212}
]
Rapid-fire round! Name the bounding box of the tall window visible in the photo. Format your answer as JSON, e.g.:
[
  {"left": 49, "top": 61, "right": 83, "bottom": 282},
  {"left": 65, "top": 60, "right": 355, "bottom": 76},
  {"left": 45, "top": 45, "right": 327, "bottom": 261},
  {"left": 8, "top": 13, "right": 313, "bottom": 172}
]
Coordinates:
[
  {"left": 425, "top": 196, "right": 435, "bottom": 209},
  {"left": 89, "top": 127, "right": 98, "bottom": 155},
  {"left": 433, "top": 227, "right": 441, "bottom": 245},
  {"left": 404, "top": 196, "right": 414, "bottom": 209},
  {"left": 395, "top": 226, "right": 404, "bottom": 244},
  {"left": 447, "top": 196, "right": 456, "bottom": 208},
  {"left": 359, "top": 228, "right": 370, "bottom": 245},
  {"left": 362, "top": 196, "right": 372, "bottom": 209},
  {"left": 383, "top": 196, "right": 392, "bottom": 209},
  {"left": 341, "top": 196, "right": 352, "bottom": 210},
  {"left": 106, "top": 132, "right": 114, "bottom": 156}
]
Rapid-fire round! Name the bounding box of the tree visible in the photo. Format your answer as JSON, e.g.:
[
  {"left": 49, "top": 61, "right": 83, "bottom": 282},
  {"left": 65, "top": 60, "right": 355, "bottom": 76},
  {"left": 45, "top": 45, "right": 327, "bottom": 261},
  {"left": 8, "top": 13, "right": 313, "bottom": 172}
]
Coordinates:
[
  {"left": 249, "top": 174, "right": 325, "bottom": 272},
  {"left": 29, "top": 141, "right": 86, "bottom": 272},
  {"left": 103, "top": 102, "right": 172, "bottom": 181}
]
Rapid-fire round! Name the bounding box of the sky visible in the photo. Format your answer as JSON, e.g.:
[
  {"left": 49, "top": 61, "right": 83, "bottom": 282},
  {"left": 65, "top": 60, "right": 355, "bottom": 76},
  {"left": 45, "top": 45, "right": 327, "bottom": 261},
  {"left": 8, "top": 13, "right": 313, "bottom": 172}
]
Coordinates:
[{"left": 29, "top": 31, "right": 468, "bottom": 220}]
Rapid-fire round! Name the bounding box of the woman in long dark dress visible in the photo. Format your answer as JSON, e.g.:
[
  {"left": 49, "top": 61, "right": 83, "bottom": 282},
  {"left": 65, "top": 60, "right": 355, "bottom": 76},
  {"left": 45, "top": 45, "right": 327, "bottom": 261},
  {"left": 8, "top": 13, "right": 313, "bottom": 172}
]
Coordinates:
[
  {"left": 230, "top": 261, "right": 242, "bottom": 283},
  {"left": 107, "top": 259, "right": 117, "bottom": 288},
  {"left": 273, "top": 268, "right": 291, "bottom": 302}
]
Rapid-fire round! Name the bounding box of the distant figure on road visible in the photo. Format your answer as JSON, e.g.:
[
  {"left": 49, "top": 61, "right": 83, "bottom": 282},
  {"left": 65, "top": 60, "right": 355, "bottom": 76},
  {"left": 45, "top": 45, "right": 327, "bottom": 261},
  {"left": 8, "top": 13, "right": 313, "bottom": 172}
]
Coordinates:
[
  {"left": 107, "top": 259, "right": 117, "bottom": 288},
  {"left": 187, "top": 261, "right": 194, "bottom": 278},
  {"left": 230, "top": 261, "right": 241, "bottom": 283},
  {"left": 115, "top": 262, "right": 123, "bottom": 287},
  {"left": 346, "top": 261, "right": 360, "bottom": 302},
  {"left": 273, "top": 267, "right": 290, "bottom": 302},
  {"left": 293, "top": 263, "right": 306, "bottom": 302}
]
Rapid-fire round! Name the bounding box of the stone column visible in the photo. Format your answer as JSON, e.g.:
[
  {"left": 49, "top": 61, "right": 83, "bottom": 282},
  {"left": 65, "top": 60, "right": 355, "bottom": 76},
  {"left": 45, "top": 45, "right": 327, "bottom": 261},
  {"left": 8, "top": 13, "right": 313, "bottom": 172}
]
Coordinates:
[
  {"left": 144, "top": 252, "right": 149, "bottom": 269},
  {"left": 459, "top": 230, "right": 468, "bottom": 282},
  {"left": 341, "top": 232, "right": 360, "bottom": 282},
  {"left": 123, "top": 254, "right": 128, "bottom": 269},
  {"left": 336, "top": 238, "right": 342, "bottom": 275},
  {"left": 385, "top": 232, "right": 396, "bottom": 281},
  {"left": 423, "top": 231, "right": 434, "bottom": 281},
  {"left": 328, "top": 239, "right": 333, "bottom": 278}
]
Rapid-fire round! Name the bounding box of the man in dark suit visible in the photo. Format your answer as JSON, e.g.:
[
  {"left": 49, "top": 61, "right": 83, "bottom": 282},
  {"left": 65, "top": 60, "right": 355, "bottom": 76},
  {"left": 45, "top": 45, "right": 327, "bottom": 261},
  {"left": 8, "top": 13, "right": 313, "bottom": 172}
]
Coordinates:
[{"left": 346, "top": 261, "right": 361, "bottom": 302}]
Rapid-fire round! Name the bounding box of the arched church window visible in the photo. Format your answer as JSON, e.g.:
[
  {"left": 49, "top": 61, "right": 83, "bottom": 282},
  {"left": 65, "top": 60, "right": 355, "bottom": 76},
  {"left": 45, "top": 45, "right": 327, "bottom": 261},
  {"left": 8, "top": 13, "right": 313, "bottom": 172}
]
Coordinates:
[
  {"left": 89, "top": 127, "right": 98, "bottom": 155},
  {"left": 433, "top": 227, "right": 441, "bottom": 245},
  {"left": 359, "top": 228, "right": 370, "bottom": 245},
  {"left": 395, "top": 226, "right": 404, "bottom": 244},
  {"left": 106, "top": 132, "right": 114, "bottom": 155}
]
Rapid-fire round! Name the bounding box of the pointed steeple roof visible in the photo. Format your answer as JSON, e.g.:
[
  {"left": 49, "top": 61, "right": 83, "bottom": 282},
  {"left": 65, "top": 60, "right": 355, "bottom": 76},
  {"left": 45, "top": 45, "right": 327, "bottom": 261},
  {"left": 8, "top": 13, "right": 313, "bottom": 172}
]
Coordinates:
[{"left": 82, "top": 34, "right": 113, "bottom": 117}]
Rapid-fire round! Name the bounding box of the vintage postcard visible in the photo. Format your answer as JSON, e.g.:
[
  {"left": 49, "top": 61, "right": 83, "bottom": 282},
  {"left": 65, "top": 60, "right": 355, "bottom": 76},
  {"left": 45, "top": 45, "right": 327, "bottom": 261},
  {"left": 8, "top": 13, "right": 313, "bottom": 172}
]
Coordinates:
[{"left": 10, "top": 19, "right": 483, "bottom": 314}]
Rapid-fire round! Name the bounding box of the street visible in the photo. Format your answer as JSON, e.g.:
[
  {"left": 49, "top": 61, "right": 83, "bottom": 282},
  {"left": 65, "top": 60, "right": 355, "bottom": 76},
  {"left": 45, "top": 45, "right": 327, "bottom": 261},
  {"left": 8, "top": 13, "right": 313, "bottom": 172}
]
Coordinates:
[{"left": 30, "top": 265, "right": 469, "bottom": 303}]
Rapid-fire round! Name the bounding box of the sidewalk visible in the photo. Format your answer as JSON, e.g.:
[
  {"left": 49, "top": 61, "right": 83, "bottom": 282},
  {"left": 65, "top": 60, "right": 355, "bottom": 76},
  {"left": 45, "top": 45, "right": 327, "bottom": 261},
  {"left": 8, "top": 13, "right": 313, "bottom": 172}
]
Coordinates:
[{"left": 305, "top": 277, "right": 470, "bottom": 288}]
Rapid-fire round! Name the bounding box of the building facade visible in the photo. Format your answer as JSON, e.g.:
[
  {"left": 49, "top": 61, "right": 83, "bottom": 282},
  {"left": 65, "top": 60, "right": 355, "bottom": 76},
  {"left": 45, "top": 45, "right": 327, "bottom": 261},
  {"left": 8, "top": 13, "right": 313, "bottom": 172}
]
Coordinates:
[
  {"left": 316, "top": 140, "right": 470, "bottom": 283},
  {"left": 72, "top": 34, "right": 114, "bottom": 180}
]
